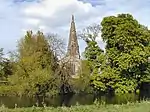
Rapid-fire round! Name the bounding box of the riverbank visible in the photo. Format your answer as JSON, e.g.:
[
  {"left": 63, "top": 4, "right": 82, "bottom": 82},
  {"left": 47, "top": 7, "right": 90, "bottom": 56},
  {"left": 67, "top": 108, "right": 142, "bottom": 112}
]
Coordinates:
[{"left": 0, "top": 101, "right": 150, "bottom": 112}]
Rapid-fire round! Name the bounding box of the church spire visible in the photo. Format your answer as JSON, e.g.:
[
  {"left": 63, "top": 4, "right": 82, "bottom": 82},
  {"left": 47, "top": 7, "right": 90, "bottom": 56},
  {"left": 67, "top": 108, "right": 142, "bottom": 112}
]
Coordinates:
[
  {"left": 67, "top": 15, "right": 80, "bottom": 59},
  {"left": 71, "top": 15, "right": 74, "bottom": 22}
]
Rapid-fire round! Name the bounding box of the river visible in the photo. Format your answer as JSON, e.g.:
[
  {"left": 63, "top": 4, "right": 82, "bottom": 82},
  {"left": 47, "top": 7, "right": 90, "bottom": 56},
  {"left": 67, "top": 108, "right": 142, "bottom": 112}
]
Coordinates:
[{"left": 0, "top": 93, "right": 149, "bottom": 108}]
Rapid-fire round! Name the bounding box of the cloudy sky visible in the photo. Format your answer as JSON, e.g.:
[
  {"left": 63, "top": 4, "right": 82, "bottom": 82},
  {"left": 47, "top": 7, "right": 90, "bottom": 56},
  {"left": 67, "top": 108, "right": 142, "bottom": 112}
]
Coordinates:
[{"left": 0, "top": 0, "right": 150, "bottom": 55}]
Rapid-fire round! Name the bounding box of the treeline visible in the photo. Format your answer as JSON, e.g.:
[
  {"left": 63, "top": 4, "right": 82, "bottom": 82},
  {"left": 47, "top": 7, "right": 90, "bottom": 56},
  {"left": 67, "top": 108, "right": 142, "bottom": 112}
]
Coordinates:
[
  {"left": 0, "top": 31, "right": 91, "bottom": 96},
  {"left": 83, "top": 14, "right": 150, "bottom": 94},
  {"left": 0, "top": 13, "right": 150, "bottom": 96}
]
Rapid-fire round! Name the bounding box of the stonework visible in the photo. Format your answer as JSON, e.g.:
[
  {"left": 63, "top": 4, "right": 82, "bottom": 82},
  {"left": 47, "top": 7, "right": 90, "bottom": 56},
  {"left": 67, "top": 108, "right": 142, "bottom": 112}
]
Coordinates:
[{"left": 61, "top": 15, "right": 81, "bottom": 77}]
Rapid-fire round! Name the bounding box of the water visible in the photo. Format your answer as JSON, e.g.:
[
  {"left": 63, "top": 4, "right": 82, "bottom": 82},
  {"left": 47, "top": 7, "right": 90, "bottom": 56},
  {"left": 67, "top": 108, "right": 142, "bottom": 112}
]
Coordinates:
[
  {"left": 0, "top": 79, "right": 148, "bottom": 108},
  {"left": 0, "top": 93, "right": 144, "bottom": 108}
]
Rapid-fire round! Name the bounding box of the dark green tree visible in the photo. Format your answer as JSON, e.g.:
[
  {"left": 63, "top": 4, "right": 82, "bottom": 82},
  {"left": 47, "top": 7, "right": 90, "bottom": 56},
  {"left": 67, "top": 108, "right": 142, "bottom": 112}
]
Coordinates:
[
  {"left": 0, "top": 48, "right": 4, "bottom": 80},
  {"left": 79, "top": 24, "right": 106, "bottom": 93},
  {"left": 0, "top": 48, "right": 13, "bottom": 82},
  {"left": 97, "top": 14, "right": 150, "bottom": 94},
  {"left": 79, "top": 24, "right": 105, "bottom": 74}
]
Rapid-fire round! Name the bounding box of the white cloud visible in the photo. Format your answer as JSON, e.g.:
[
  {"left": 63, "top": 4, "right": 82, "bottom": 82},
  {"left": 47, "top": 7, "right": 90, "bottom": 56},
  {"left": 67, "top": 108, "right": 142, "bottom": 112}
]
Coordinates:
[
  {"left": 21, "top": 0, "right": 102, "bottom": 53},
  {"left": 0, "top": 0, "right": 150, "bottom": 55},
  {"left": 25, "top": 18, "right": 40, "bottom": 25},
  {"left": 23, "top": 0, "right": 99, "bottom": 28},
  {"left": 24, "top": 0, "right": 76, "bottom": 17}
]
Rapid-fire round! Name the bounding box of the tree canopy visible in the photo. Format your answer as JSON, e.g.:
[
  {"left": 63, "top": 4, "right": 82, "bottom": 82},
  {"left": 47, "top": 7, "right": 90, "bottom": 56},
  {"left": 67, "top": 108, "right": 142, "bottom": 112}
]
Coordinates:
[
  {"left": 0, "top": 13, "right": 150, "bottom": 96},
  {"left": 89, "top": 14, "right": 150, "bottom": 94},
  {"left": 0, "top": 31, "right": 60, "bottom": 96}
]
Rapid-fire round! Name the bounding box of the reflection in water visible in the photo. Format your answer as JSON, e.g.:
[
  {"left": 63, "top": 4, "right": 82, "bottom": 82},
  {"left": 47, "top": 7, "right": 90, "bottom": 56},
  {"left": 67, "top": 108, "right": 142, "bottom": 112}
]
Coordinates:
[
  {"left": 139, "top": 82, "right": 150, "bottom": 100},
  {"left": 59, "top": 82, "right": 74, "bottom": 107},
  {"left": 59, "top": 93, "right": 74, "bottom": 107},
  {"left": 0, "top": 91, "right": 150, "bottom": 108}
]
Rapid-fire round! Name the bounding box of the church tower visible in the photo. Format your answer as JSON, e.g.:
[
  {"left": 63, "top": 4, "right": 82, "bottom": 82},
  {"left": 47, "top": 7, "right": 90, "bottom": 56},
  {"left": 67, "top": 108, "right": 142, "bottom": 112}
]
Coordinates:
[
  {"left": 67, "top": 15, "right": 80, "bottom": 59},
  {"left": 66, "top": 15, "right": 81, "bottom": 76}
]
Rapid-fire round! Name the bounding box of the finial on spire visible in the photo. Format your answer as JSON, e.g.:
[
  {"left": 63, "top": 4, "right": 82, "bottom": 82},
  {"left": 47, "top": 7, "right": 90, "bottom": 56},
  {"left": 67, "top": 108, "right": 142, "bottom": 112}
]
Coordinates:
[{"left": 71, "top": 15, "right": 74, "bottom": 22}]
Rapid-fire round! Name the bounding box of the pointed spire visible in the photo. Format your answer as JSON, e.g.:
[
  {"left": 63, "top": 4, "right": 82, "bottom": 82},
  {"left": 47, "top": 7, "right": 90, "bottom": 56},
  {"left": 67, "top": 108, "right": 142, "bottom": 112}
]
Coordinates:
[
  {"left": 64, "top": 15, "right": 81, "bottom": 76},
  {"left": 67, "top": 15, "right": 80, "bottom": 59},
  {"left": 71, "top": 15, "right": 74, "bottom": 22},
  {"left": 70, "top": 15, "right": 76, "bottom": 32}
]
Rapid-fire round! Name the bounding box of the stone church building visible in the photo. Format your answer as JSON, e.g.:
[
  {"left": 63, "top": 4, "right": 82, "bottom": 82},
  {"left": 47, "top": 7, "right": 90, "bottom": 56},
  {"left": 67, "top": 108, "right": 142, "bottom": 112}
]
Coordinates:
[{"left": 61, "top": 15, "right": 81, "bottom": 77}]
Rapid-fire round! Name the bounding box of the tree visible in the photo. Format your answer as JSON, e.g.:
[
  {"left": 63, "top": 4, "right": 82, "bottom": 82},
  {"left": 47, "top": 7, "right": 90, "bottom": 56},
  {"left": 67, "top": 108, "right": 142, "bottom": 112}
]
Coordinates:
[
  {"left": 7, "top": 31, "right": 59, "bottom": 96},
  {"left": 0, "top": 48, "right": 4, "bottom": 80},
  {"left": 70, "top": 60, "right": 92, "bottom": 93},
  {"left": 0, "top": 48, "right": 13, "bottom": 81},
  {"left": 98, "top": 14, "right": 150, "bottom": 94},
  {"left": 47, "top": 34, "right": 66, "bottom": 59},
  {"left": 79, "top": 24, "right": 104, "bottom": 73},
  {"left": 79, "top": 24, "right": 106, "bottom": 93}
]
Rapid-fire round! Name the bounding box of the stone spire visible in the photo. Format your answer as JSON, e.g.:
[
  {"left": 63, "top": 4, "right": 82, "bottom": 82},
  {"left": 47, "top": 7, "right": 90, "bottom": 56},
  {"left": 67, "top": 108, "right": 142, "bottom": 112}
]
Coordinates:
[{"left": 67, "top": 15, "right": 80, "bottom": 59}]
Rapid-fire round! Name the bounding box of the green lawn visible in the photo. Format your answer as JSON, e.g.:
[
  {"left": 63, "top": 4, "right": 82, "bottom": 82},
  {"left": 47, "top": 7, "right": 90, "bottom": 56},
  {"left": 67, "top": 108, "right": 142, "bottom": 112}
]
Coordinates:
[{"left": 0, "top": 101, "right": 150, "bottom": 112}]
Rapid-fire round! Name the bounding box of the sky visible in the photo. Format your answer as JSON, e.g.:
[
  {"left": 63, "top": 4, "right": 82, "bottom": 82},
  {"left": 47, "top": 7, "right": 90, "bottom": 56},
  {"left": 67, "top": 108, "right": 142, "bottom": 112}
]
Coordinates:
[{"left": 0, "top": 0, "right": 150, "bottom": 56}]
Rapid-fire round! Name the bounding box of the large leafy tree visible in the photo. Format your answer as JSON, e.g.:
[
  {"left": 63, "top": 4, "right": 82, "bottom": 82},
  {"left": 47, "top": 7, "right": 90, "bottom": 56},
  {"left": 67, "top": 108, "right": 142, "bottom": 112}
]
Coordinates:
[
  {"left": 97, "top": 14, "right": 150, "bottom": 94},
  {"left": 7, "top": 31, "right": 59, "bottom": 96}
]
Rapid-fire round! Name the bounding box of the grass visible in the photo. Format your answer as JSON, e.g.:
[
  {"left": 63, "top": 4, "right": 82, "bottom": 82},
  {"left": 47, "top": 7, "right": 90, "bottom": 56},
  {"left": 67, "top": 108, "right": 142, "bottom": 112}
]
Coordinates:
[{"left": 0, "top": 101, "right": 150, "bottom": 112}]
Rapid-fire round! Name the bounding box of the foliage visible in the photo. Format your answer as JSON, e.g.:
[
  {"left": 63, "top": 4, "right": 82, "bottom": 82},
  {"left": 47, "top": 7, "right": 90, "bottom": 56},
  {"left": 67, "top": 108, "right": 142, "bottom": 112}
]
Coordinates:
[
  {"left": 6, "top": 31, "right": 59, "bottom": 96},
  {"left": 0, "top": 48, "right": 13, "bottom": 81},
  {"left": 79, "top": 24, "right": 104, "bottom": 71},
  {"left": 70, "top": 60, "right": 93, "bottom": 93},
  {"left": 79, "top": 24, "right": 106, "bottom": 93},
  {"left": 0, "top": 48, "right": 5, "bottom": 80},
  {"left": 79, "top": 24, "right": 105, "bottom": 76},
  {"left": 0, "top": 13, "right": 150, "bottom": 97},
  {"left": 97, "top": 14, "right": 150, "bottom": 94},
  {"left": 80, "top": 14, "right": 150, "bottom": 94}
]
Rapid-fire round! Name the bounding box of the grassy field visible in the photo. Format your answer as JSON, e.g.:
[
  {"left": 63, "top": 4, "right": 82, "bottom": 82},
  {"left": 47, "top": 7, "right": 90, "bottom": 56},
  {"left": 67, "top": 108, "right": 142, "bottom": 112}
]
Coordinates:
[{"left": 0, "top": 101, "right": 150, "bottom": 112}]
